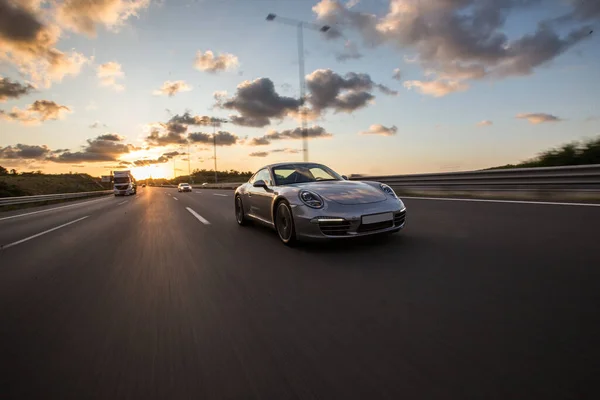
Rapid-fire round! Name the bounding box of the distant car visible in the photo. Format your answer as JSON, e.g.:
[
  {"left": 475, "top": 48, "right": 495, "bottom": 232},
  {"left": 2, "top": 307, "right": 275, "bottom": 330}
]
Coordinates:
[
  {"left": 234, "top": 162, "right": 406, "bottom": 245},
  {"left": 142, "top": 183, "right": 146, "bottom": 188},
  {"left": 201, "top": 183, "right": 208, "bottom": 186},
  {"left": 178, "top": 183, "right": 192, "bottom": 192}
]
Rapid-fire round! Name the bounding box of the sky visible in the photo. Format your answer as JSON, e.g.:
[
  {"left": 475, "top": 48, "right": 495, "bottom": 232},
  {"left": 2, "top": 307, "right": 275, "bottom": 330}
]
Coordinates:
[{"left": 0, "top": 0, "right": 599, "bottom": 179}]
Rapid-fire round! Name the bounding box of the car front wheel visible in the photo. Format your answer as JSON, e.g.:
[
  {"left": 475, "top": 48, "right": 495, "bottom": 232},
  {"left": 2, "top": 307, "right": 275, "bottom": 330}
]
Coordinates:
[
  {"left": 275, "top": 201, "right": 296, "bottom": 245},
  {"left": 235, "top": 195, "right": 247, "bottom": 226}
]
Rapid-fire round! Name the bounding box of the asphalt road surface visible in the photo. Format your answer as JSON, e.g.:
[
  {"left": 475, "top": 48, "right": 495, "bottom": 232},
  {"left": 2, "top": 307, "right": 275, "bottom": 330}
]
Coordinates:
[{"left": 1, "top": 187, "right": 599, "bottom": 399}]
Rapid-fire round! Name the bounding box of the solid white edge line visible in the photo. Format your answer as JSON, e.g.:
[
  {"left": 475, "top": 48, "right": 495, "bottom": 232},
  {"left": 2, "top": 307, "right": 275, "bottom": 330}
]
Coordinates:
[
  {"left": 1, "top": 216, "right": 90, "bottom": 250},
  {"left": 117, "top": 200, "right": 128, "bottom": 205},
  {"left": 213, "top": 194, "right": 228, "bottom": 197},
  {"left": 186, "top": 207, "right": 211, "bottom": 225},
  {"left": 0, "top": 196, "right": 111, "bottom": 221},
  {"left": 173, "top": 197, "right": 179, "bottom": 201},
  {"left": 400, "top": 196, "right": 600, "bottom": 207}
]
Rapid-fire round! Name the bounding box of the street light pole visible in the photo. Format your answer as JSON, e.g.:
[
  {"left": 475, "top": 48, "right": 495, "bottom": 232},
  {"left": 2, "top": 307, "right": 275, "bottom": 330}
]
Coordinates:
[
  {"left": 188, "top": 140, "right": 192, "bottom": 184},
  {"left": 213, "top": 122, "right": 218, "bottom": 184},
  {"left": 296, "top": 22, "right": 308, "bottom": 162},
  {"left": 266, "top": 13, "right": 330, "bottom": 162}
]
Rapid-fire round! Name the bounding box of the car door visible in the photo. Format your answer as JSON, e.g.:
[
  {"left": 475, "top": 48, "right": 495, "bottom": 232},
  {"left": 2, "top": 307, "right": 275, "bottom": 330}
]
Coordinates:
[{"left": 247, "top": 168, "right": 275, "bottom": 223}]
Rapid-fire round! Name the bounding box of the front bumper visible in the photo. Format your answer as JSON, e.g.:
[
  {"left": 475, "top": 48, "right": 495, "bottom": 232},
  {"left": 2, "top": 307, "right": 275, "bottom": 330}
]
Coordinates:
[
  {"left": 114, "top": 189, "right": 134, "bottom": 196},
  {"left": 292, "top": 199, "right": 406, "bottom": 240}
]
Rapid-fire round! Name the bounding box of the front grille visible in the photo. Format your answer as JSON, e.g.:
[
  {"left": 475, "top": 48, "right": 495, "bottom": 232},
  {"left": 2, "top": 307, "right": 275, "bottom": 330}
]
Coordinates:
[
  {"left": 319, "top": 220, "right": 351, "bottom": 236},
  {"left": 394, "top": 210, "right": 406, "bottom": 227},
  {"left": 357, "top": 220, "right": 394, "bottom": 233},
  {"left": 116, "top": 185, "right": 128, "bottom": 190}
]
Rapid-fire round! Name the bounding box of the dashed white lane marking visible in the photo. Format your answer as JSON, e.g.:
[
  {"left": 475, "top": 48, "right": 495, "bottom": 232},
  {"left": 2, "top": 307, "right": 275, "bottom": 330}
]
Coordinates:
[
  {"left": 195, "top": 191, "right": 202, "bottom": 194},
  {"left": 117, "top": 200, "right": 128, "bottom": 205},
  {"left": 0, "top": 196, "right": 111, "bottom": 221},
  {"left": 167, "top": 193, "right": 172, "bottom": 196},
  {"left": 213, "top": 194, "right": 228, "bottom": 197},
  {"left": 186, "top": 207, "right": 210, "bottom": 225},
  {"left": 401, "top": 196, "right": 600, "bottom": 207},
  {"left": 173, "top": 197, "right": 179, "bottom": 201},
  {"left": 1, "top": 216, "right": 89, "bottom": 250}
]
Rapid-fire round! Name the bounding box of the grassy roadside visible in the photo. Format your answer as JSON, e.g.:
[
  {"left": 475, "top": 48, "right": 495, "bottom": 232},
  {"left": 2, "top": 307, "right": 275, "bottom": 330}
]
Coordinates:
[{"left": 0, "top": 174, "right": 109, "bottom": 196}]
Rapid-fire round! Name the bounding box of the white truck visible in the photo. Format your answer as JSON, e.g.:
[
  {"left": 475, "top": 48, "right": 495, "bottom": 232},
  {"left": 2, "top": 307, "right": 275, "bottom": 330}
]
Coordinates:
[{"left": 113, "top": 170, "right": 137, "bottom": 196}]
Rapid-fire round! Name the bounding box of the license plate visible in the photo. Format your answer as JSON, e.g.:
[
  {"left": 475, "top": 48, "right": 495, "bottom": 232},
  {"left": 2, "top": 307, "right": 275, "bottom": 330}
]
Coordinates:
[{"left": 362, "top": 212, "right": 393, "bottom": 224}]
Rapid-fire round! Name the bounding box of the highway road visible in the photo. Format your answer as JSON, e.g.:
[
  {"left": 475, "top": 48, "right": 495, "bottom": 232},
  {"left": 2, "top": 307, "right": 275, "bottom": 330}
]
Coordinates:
[{"left": 1, "top": 187, "right": 598, "bottom": 399}]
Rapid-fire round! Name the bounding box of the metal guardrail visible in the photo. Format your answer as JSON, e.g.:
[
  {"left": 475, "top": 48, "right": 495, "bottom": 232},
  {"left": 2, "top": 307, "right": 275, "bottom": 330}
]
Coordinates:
[
  {"left": 351, "top": 164, "right": 600, "bottom": 191},
  {"left": 0, "top": 190, "right": 113, "bottom": 207},
  {"left": 3, "top": 165, "right": 598, "bottom": 207}
]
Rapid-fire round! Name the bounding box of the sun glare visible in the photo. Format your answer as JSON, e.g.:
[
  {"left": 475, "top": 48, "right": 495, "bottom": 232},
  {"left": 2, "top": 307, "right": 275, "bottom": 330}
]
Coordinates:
[{"left": 131, "top": 164, "right": 170, "bottom": 180}]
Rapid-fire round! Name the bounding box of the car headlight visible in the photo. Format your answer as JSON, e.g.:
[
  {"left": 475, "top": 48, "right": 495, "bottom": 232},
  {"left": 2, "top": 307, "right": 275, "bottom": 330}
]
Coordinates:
[
  {"left": 299, "top": 190, "right": 324, "bottom": 209},
  {"left": 380, "top": 183, "right": 398, "bottom": 199}
]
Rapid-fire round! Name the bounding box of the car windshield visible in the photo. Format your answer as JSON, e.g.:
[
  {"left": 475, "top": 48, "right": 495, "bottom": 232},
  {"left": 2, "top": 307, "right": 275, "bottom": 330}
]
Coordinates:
[
  {"left": 272, "top": 164, "right": 342, "bottom": 185},
  {"left": 114, "top": 177, "right": 129, "bottom": 184}
]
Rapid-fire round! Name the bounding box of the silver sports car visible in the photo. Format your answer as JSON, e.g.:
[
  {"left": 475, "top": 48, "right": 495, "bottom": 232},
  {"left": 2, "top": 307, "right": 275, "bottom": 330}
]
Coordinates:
[{"left": 234, "top": 162, "right": 407, "bottom": 244}]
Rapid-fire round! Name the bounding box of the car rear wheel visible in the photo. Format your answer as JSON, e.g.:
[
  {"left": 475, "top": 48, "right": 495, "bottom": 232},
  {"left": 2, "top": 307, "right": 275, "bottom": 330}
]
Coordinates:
[
  {"left": 275, "top": 201, "right": 296, "bottom": 245},
  {"left": 235, "top": 195, "right": 247, "bottom": 226}
]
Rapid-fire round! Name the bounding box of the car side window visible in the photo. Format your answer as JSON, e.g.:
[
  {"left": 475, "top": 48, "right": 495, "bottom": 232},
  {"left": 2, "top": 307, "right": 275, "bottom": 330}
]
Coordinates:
[
  {"left": 256, "top": 169, "right": 272, "bottom": 186},
  {"left": 248, "top": 172, "right": 258, "bottom": 184}
]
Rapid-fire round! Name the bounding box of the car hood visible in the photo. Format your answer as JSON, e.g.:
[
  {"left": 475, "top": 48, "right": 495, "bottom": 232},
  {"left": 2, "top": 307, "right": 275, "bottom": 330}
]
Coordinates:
[{"left": 299, "top": 181, "right": 387, "bottom": 205}]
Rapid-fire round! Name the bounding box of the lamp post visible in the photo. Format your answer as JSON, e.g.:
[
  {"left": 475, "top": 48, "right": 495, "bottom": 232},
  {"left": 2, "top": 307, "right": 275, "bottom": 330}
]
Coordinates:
[
  {"left": 266, "top": 13, "right": 330, "bottom": 162},
  {"left": 187, "top": 140, "right": 192, "bottom": 184}
]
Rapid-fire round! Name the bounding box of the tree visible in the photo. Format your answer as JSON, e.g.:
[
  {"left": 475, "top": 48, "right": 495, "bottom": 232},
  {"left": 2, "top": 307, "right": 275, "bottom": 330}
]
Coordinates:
[
  {"left": 0, "top": 166, "right": 8, "bottom": 175},
  {"left": 10, "top": 168, "right": 18, "bottom": 175}
]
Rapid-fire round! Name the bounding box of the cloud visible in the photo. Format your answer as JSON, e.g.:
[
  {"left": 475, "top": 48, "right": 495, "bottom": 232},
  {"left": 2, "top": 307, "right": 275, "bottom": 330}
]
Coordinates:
[
  {"left": 312, "top": 0, "right": 596, "bottom": 96},
  {"left": 194, "top": 50, "right": 239, "bottom": 73},
  {"left": 360, "top": 124, "right": 397, "bottom": 136},
  {"left": 145, "top": 126, "right": 188, "bottom": 146},
  {"left": 249, "top": 151, "right": 269, "bottom": 158},
  {"left": 97, "top": 61, "right": 124, "bottom": 91},
  {"left": 89, "top": 121, "right": 107, "bottom": 128},
  {"left": 188, "top": 131, "right": 239, "bottom": 146},
  {"left": 162, "top": 151, "right": 186, "bottom": 158},
  {"left": 306, "top": 69, "right": 396, "bottom": 114},
  {"left": 96, "top": 133, "right": 124, "bottom": 141},
  {"left": 477, "top": 120, "right": 493, "bottom": 127},
  {"left": 0, "top": 143, "right": 51, "bottom": 159},
  {"left": 144, "top": 112, "right": 227, "bottom": 146},
  {"left": 219, "top": 78, "right": 302, "bottom": 127},
  {"left": 335, "top": 40, "right": 363, "bottom": 62},
  {"left": 0, "top": 0, "right": 88, "bottom": 88},
  {"left": 404, "top": 79, "right": 468, "bottom": 97},
  {"left": 0, "top": 77, "right": 35, "bottom": 101},
  {"left": 248, "top": 126, "right": 332, "bottom": 146},
  {"left": 516, "top": 113, "right": 562, "bottom": 124},
  {"left": 49, "top": 133, "right": 136, "bottom": 163},
  {"left": 56, "top": 0, "right": 151, "bottom": 36},
  {"left": 271, "top": 148, "right": 301, "bottom": 154},
  {"left": 153, "top": 80, "right": 192, "bottom": 97},
  {"left": 133, "top": 156, "right": 170, "bottom": 166},
  {"left": 0, "top": 100, "right": 71, "bottom": 125},
  {"left": 392, "top": 68, "right": 401, "bottom": 81},
  {"left": 168, "top": 112, "right": 216, "bottom": 126}
]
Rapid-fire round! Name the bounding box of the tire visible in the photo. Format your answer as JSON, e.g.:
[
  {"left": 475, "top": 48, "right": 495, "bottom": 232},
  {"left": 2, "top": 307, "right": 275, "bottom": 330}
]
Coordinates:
[
  {"left": 275, "top": 201, "right": 297, "bottom": 245},
  {"left": 235, "top": 195, "right": 248, "bottom": 226}
]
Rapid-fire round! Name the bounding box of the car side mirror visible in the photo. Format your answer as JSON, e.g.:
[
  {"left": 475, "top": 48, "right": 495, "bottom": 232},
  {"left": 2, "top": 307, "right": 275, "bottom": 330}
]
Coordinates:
[
  {"left": 341, "top": 175, "right": 348, "bottom": 180},
  {"left": 253, "top": 179, "right": 268, "bottom": 188}
]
